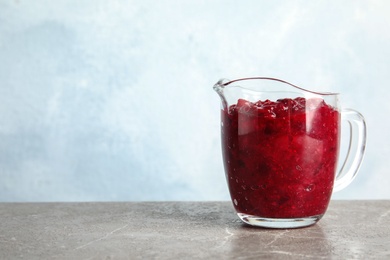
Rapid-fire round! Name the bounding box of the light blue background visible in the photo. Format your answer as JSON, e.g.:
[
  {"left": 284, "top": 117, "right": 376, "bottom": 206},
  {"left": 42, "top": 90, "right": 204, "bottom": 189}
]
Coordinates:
[{"left": 0, "top": 0, "right": 389, "bottom": 202}]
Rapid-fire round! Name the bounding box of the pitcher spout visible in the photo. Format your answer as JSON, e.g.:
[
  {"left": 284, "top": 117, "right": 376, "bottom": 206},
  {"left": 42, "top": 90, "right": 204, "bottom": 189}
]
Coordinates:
[
  {"left": 213, "top": 78, "right": 229, "bottom": 94},
  {"left": 213, "top": 78, "right": 230, "bottom": 109}
]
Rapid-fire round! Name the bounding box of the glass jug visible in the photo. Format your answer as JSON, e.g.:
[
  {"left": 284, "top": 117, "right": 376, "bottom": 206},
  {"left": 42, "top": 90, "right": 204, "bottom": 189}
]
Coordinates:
[{"left": 213, "top": 77, "right": 366, "bottom": 228}]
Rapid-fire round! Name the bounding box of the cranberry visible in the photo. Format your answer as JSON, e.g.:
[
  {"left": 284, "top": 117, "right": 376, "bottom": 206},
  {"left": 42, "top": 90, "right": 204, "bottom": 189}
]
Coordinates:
[{"left": 221, "top": 97, "right": 340, "bottom": 218}]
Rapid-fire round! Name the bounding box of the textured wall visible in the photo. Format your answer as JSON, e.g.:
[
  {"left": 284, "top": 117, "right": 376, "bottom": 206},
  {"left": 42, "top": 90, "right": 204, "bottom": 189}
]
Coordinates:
[{"left": 0, "top": 0, "right": 389, "bottom": 201}]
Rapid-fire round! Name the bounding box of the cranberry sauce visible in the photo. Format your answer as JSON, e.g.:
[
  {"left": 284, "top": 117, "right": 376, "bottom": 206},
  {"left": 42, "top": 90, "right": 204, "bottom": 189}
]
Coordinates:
[{"left": 222, "top": 97, "right": 340, "bottom": 218}]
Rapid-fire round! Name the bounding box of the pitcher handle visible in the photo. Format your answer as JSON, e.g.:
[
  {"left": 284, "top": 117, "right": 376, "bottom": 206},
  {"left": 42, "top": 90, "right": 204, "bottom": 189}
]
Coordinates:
[{"left": 333, "top": 109, "right": 367, "bottom": 192}]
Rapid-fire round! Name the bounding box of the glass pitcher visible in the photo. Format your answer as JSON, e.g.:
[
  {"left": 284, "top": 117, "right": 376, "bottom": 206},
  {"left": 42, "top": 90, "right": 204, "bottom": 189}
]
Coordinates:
[{"left": 213, "top": 77, "right": 366, "bottom": 228}]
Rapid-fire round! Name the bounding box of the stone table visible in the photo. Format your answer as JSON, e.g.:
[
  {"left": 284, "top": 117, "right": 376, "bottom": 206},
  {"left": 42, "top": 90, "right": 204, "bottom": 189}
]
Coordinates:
[{"left": 1, "top": 201, "right": 389, "bottom": 259}]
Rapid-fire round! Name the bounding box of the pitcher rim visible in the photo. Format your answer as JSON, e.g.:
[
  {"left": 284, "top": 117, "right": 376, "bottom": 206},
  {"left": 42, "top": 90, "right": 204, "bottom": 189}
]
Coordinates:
[{"left": 217, "top": 77, "right": 339, "bottom": 96}]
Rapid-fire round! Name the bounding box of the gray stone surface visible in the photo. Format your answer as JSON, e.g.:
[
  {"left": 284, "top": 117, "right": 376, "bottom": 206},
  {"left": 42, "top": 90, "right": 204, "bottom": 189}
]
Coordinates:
[{"left": 0, "top": 201, "right": 389, "bottom": 259}]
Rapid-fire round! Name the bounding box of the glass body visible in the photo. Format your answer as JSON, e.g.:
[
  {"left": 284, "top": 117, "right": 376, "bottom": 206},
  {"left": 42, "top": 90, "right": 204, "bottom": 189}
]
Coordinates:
[{"left": 214, "top": 77, "right": 366, "bottom": 228}]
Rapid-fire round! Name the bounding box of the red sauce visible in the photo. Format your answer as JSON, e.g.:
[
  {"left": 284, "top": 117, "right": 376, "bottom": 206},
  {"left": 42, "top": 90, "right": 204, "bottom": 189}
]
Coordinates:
[{"left": 222, "top": 97, "right": 340, "bottom": 218}]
